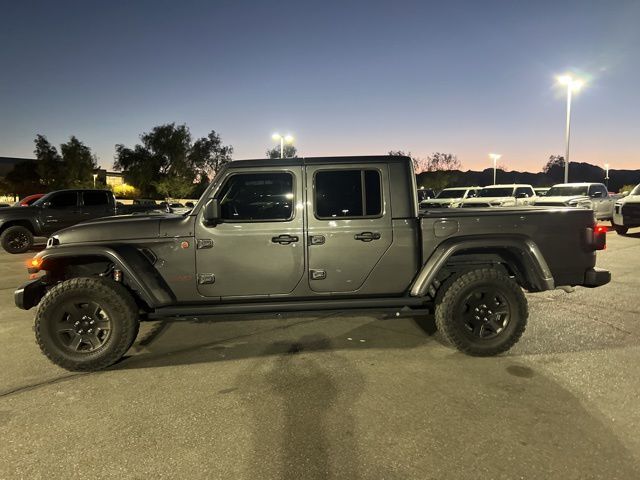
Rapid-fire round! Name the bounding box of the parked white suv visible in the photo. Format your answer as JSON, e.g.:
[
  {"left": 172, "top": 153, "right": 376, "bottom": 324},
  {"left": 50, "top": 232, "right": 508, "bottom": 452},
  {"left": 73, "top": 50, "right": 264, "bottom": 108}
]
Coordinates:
[
  {"left": 459, "top": 184, "right": 536, "bottom": 208},
  {"left": 533, "top": 183, "right": 614, "bottom": 221},
  {"left": 419, "top": 186, "right": 481, "bottom": 209}
]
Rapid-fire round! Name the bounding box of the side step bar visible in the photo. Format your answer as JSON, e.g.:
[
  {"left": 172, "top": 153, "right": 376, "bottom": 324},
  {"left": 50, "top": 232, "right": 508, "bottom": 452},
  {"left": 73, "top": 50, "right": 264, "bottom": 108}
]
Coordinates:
[{"left": 148, "top": 296, "right": 429, "bottom": 319}]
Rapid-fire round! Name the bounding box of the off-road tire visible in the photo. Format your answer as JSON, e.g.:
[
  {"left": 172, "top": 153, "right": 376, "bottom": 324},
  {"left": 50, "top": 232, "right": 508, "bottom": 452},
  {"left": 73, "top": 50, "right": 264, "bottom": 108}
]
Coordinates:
[
  {"left": 435, "top": 267, "right": 528, "bottom": 356},
  {"left": 35, "top": 277, "right": 139, "bottom": 371},
  {"left": 1, "top": 225, "right": 34, "bottom": 254}
]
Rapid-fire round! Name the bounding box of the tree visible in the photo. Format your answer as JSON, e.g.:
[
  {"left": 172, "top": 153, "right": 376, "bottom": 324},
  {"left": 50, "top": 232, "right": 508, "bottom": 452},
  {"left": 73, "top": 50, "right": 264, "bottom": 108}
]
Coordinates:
[
  {"left": 5, "top": 160, "right": 42, "bottom": 196},
  {"left": 34, "top": 135, "right": 63, "bottom": 189},
  {"left": 389, "top": 150, "right": 460, "bottom": 174},
  {"left": 267, "top": 145, "right": 297, "bottom": 159},
  {"left": 543, "top": 155, "right": 565, "bottom": 183},
  {"left": 60, "top": 136, "right": 98, "bottom": 188},
  {"left": 543, "top": 155, "right": 564, "bottom": 174},
  {"left": 114, "top": 123, "right": 233, "bottom": 199},
  {"left": 426, "top": 152, "right": 461, "bottom": 172}
]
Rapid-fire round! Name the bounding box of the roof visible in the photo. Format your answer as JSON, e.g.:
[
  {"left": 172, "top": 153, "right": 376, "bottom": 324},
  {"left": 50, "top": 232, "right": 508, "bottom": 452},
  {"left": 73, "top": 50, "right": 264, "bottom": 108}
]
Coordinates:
[
  {"left": 226, "top": 155, "right": 412, "bottom": 169},
  {"left": 551, "top": 182, "right": 603, "bottom": 187},
  {"left": 482, "top": 184, "right": 533, "bottom": 188}
]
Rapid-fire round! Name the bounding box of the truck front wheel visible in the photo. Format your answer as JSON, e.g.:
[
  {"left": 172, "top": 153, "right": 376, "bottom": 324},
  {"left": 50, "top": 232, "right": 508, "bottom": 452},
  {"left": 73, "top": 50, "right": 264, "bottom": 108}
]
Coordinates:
[
  {"left": 435, "top": 268, "right": 528, "bottom": 356},
  {"left": 35, "top": 277, "right": 140, "bottom": 371},
  {"left": 1, "top": 225, "right": 34, "bottom": 254}
]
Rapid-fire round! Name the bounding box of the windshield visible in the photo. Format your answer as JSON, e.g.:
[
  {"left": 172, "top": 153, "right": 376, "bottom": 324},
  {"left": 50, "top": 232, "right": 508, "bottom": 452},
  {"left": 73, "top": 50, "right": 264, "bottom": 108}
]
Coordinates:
[
  {"left": 477, "top": 187, "right": 514, "bottom": 197},
  {"left": 630, "top": 184, "right": 640, "bottom": 195},
  {"left": 436, "top": 189, "right": 468, "bottom": 199},
  {"left": 546, "top": 186, "right": 589, "bottom": 196},
  {"left": 31, "top": 192, "right": 55, "bottom": 207}
]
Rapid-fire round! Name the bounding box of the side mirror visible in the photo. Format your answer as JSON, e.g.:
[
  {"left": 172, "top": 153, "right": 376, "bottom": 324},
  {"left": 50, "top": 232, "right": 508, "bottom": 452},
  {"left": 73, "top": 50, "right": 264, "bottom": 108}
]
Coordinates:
[{"left": 204, "top": 198, "right": 221, "bottom": 225}]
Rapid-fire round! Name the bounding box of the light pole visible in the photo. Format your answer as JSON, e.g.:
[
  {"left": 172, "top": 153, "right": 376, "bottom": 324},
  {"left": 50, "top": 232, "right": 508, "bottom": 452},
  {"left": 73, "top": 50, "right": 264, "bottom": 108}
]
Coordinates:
[
  {"left": 489, "top": 153, "right": 501, "bottom": 185},
  {"left": 92, "top": 173, "right": 98, "bottom": 188},
  {"left": 557, "top": 75, "right": 584, "bottom": 183},
  {"left": 271, "top": 133, "right": 294, "bottom": 159},
  {"left": 604, "top": 163, "right": 610, "bottom": 189}
]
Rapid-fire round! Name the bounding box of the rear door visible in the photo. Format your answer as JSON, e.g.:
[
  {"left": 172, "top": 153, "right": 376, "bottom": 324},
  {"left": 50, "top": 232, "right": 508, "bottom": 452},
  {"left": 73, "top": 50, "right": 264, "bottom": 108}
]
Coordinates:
[
  {"left": 306, "top": 165, "right": 392, "bottom": 293},
  {"left": 195, "top": 167, "right": 305, "bottom": 298},
  {"left": 514, "top": 186, "right": 536, "bottom": 205},
  {"left": 81, "top": 191, "right": 113, "bottom": 220}
]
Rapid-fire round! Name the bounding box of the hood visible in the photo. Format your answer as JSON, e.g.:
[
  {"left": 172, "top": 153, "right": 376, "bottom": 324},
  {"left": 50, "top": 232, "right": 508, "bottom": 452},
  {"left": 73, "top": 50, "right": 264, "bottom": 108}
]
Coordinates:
[
  {"left": 420, "top": 198, "right": 458, "bottom": 205},
  {"left": 0, "top": 205, "right": 39, "bottom": 217},
  {"left": 618, "top": 194, "right": 640, "bottom": 205},
  {"left": 461, "top": 196, "right": 515, "bottom": 205},
  {"left": 52, "top": 213, "right": 178, "bottom": 245},
  {"left": 534, "top": 195, "right": 590, "bottom": 205}
]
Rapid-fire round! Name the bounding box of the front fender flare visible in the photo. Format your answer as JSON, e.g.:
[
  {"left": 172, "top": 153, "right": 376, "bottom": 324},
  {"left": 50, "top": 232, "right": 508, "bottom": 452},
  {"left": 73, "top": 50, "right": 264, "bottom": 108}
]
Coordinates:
[
  {"left": 35, "top": 245, "right": 175, "bottom": 308},
  {"left": 409, "top": 235, "right": 554, "bottom": 296}
]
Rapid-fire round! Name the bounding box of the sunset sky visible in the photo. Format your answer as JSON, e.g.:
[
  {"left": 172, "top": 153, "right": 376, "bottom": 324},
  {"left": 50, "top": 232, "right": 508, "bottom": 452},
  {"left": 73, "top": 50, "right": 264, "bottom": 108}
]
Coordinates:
[{"left": 1, "top": 0, "right": 639, "bottom": 172}]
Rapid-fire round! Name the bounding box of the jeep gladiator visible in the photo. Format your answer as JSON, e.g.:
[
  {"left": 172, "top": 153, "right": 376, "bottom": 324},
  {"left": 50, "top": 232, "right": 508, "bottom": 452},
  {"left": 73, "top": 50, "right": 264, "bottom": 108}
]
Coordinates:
[{"left": 15, "top": 155, "right": 611, "bottom": 371}]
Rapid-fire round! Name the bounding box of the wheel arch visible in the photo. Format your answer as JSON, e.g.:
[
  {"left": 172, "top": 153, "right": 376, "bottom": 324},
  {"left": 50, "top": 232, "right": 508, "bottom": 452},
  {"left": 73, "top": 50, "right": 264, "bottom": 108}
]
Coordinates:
[
  {"left": 410, "top": 235, "right": 555, "bottom": 297},
  {"left": 0, "top": 219, "right": 36, "bottom": 235}
]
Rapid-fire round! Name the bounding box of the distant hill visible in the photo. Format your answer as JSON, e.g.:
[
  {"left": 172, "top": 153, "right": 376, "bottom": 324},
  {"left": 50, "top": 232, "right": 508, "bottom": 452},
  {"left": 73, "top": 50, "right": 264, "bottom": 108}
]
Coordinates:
[{"left": 416, "top": 162, "right": 640, "bottom": 192}]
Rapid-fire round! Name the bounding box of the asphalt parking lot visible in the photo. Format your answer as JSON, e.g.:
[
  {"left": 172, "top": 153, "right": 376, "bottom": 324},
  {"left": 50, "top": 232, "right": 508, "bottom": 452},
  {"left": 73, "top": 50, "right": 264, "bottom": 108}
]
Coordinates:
[{"left": 1, "top": 230, "right": 639, "bottom": 479}]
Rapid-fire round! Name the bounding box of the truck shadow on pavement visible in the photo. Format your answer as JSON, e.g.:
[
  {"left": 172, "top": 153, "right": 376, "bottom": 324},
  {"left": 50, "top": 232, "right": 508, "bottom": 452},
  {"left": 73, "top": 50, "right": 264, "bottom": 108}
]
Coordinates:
[{"left": 115, "top": 312, "right": 439, "bottom": 371}]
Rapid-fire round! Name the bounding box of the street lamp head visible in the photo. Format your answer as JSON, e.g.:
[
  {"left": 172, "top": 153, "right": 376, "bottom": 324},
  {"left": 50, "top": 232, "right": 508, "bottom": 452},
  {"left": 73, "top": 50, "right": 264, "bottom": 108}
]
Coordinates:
[
  {"left": 489, "top": 153, "right": 501, "bottom": 161},
  {"left": 272, "top": 133, "right": 281, "bottom": 141},
  {"left": 284, "top": 135, "right": 294, "bottom": 143},
  {"left": 557, "top": 74, "right": 585, "bottom": 92}
]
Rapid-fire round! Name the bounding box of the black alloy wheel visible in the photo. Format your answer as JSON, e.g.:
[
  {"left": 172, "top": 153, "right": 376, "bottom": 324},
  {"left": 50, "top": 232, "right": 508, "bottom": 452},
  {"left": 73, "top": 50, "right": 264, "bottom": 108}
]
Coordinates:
[
  {"left": 53, "top": 300, "right": 112, "bottom": 353},
  {"left": 457, "top": 289, "right": 510, "bottom": 340}
]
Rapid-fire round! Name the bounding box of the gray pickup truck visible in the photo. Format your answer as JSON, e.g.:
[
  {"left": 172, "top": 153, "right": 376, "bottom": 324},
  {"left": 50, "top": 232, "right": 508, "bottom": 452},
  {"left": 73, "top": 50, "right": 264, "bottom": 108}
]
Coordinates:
[{"left": 15, "top": 155, "right": 610, "bottom": 371}]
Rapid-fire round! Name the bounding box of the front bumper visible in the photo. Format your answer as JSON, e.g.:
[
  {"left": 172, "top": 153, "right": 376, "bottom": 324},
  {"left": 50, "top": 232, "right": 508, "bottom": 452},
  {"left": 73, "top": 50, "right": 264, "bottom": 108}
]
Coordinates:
[
  {"left": 15, "top": 278, "right": 46, "bottom": 310},
  {"left": 583, "top": 268, "right": 611, "bottom": 288}
]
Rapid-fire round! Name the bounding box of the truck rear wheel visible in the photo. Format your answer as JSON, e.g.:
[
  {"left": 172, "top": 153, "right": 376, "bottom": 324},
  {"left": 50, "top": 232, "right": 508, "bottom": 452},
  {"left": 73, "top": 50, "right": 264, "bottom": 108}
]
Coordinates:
[
  {"left": 435, "top": 268, "right": 528, "bottom": 356},
  {"left": 1, "top": 225, "right": 34, "bottom": 254},
  {"left": 35, "top": 277, "right": 140, "bottom": 372}
]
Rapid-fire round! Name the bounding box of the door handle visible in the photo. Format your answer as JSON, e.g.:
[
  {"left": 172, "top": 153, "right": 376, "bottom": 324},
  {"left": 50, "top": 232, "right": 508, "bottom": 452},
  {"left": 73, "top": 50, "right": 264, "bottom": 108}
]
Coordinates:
[
  {"left": 271, "top": 234, "right": 299, "bottom": 245},
  {"left": 354, "top": 232, "right": 381, "bottom": 242}
]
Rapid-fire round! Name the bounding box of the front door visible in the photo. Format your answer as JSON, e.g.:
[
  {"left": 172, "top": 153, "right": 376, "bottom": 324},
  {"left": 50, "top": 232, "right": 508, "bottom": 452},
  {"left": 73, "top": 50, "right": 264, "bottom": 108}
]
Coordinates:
[
  {"left": 40, "top": 191, "right": 84, "bottom": 233},
  {"left": 195, "top": 167, "right": 305, "bottom": 298},
  {"left": 306, "top": 165, "right": 392, "bottom": 293}
]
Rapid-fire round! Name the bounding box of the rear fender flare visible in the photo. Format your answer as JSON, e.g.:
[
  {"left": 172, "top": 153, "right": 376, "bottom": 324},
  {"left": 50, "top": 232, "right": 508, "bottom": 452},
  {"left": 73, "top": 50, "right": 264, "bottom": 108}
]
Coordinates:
[{"left": 409, "top": 235, "right": 554, "bottom": 296}]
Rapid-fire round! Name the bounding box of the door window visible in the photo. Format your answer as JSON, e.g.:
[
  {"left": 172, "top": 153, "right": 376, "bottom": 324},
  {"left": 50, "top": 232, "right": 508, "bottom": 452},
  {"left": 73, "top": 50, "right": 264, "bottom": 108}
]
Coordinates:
[
  {"left": 217, "top": 172, "right": 294, "bottom": 221},
  {"left": 83, "top": 191, "right": 110, "bottom": 206},
  {"left": 314, "top": 169, "right": 382, "bottom": 218},
  {"left": 515, "top": 187, "right": 533, "bottom": 198},
  {"left": 47, "top": 192, "right": 78, "bottom": 209},
  {"left": 589, "top": 185, "right": 607, "bottom": 198}
]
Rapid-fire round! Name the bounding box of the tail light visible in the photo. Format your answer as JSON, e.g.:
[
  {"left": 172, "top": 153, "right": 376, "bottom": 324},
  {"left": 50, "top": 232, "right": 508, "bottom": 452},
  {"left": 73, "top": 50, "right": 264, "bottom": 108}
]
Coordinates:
[{"left": 589, "top": 225, "right": 607, "bottom": 250}]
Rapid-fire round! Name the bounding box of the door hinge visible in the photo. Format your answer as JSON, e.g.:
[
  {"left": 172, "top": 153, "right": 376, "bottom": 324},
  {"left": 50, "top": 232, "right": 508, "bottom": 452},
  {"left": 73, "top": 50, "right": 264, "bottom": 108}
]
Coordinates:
[
  {"left": 310, "top": 269, "right": 326, "bottom": 280},
  {"left": 197, "top": 273, "right": 216, "bottom": 285},
  {"left": 197, "top": 239, "right": 214, "bottom": 249}
]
